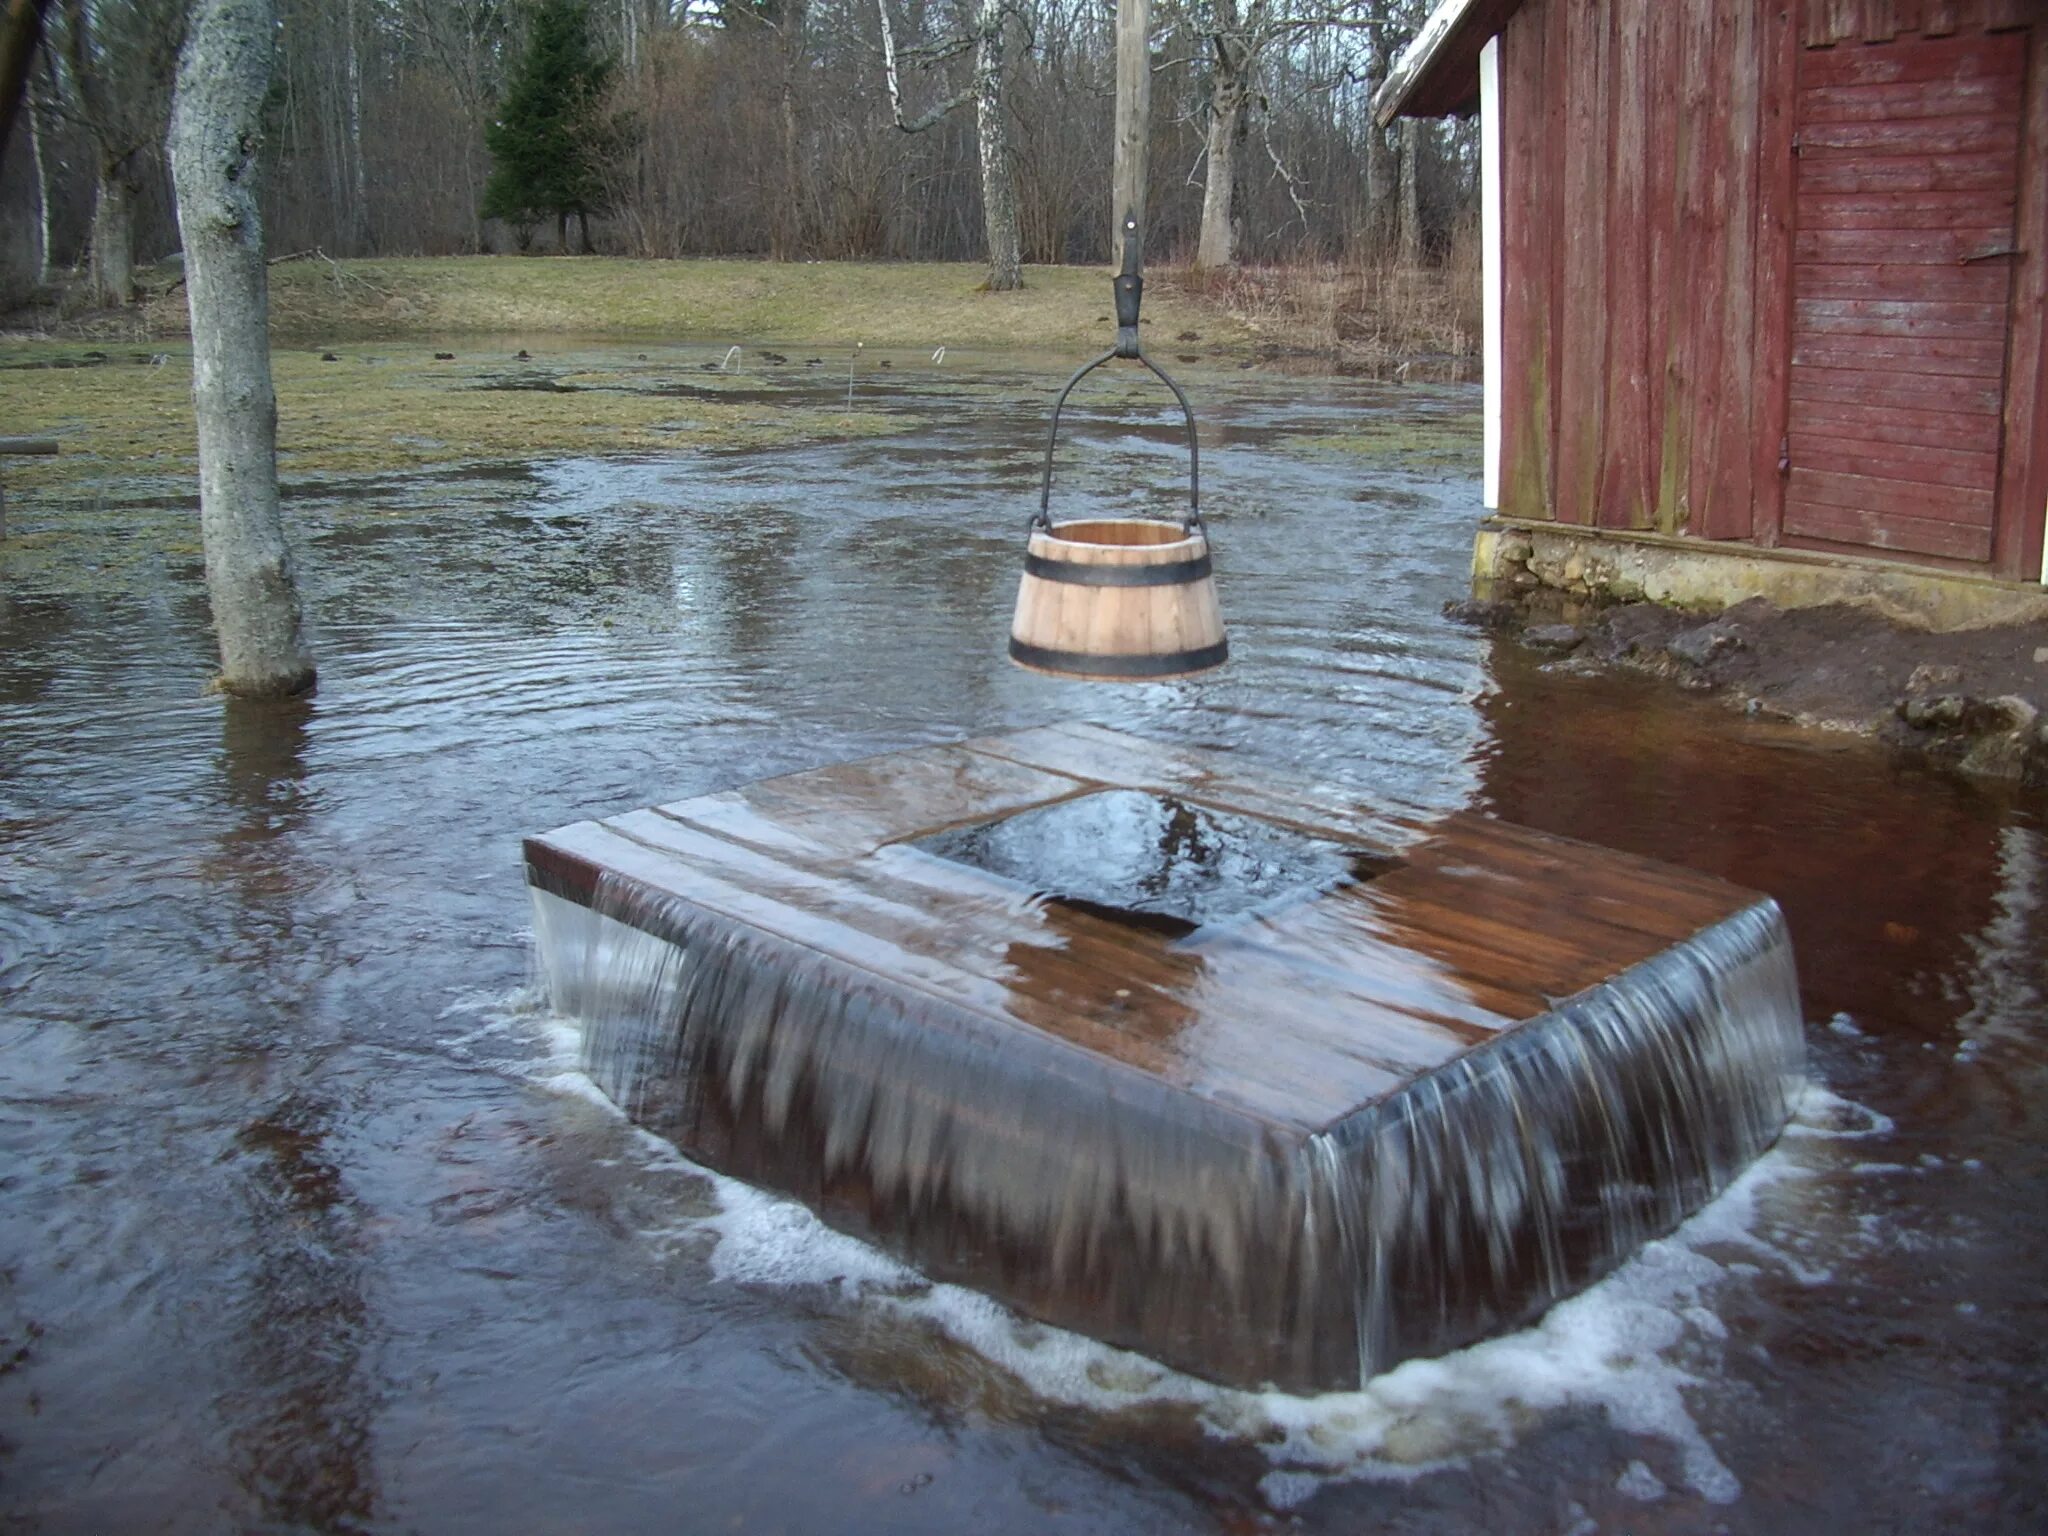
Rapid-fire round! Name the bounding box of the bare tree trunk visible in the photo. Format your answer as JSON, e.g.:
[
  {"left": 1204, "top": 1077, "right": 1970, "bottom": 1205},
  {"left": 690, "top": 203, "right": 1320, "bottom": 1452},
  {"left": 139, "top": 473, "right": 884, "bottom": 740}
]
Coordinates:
[
  {"left": 171, "top": 0, "right": 314, "bottom": 699},
  {"left": 776, "top": 77, "right": 800, "bottom": 257},
  {"left": 773, "top": 1, "right": 807, "bottom": 261},
  {"left": 1397, "top": 114, "right": 1421, "bottom": 264},
  {"left": 89, "top": 159, "right": 135, "bottom": 303},
  {"left": 345, "top": 0, "right": 368, "bottom": 251},
  {"left": 1109, "top": 0, "right": 1149, "bottom": 262},
  {"left": 972, "top": 0, "right": 1020, "bottom": 291},
  {"left": 1195, "top": 82, "right": 1242, "bottom": 269},
  {"left": 28, "top": 66, "right": 49, "bottom": 282}
]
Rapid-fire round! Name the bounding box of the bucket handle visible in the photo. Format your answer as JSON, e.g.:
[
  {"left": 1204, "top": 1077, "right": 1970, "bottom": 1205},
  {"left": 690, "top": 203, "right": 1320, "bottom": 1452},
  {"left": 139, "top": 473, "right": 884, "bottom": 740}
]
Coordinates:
[{"left": 1035, "top": 217, "right": 1201, "bottom": 535}]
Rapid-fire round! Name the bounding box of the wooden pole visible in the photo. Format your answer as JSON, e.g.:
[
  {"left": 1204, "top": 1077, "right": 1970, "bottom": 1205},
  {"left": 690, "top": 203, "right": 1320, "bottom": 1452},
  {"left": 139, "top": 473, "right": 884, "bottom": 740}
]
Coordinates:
[
  {"left": 0, "top": 0, "right": 53, "bottom": 163},
  {"left": 1110, "top": 0, "right": 1151, "bottom": 262}
]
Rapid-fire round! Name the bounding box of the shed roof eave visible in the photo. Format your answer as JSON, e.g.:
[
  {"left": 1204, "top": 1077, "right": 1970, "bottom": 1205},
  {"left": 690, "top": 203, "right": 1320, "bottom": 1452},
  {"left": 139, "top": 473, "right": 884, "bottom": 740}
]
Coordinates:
[{"left": 1373, "top": 0, "right": 1527, "bottom": 126}]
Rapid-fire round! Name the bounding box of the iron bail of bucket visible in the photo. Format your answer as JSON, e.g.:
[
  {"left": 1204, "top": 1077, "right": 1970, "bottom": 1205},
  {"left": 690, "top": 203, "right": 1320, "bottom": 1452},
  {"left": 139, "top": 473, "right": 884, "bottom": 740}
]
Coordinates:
[{"left": 1007, "top": 216, "right": 1228, "bottom": 683}]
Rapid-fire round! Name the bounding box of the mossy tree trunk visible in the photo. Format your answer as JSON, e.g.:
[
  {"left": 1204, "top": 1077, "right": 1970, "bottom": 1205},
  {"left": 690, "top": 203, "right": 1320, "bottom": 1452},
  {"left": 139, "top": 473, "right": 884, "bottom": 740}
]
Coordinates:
[
  {"left": 170, "top": 0, "right": 315, "bottom": 698},
  {"left": 88, "top": 154, "right": 136, "bottom": 305}
]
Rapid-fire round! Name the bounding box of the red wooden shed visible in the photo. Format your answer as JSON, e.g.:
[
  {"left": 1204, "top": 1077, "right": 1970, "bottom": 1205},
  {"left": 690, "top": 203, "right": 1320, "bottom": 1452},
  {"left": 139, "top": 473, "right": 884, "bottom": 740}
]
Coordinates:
[{"left": 1379, "top": 0, "right": 2048, "bottom": 603}]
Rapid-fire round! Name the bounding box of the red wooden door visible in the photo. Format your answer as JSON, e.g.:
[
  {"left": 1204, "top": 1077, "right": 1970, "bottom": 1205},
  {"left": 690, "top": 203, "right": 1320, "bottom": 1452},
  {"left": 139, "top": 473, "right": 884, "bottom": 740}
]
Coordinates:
[{"left": 1785, "top": 30, "right": 2027, "bottom": 566}]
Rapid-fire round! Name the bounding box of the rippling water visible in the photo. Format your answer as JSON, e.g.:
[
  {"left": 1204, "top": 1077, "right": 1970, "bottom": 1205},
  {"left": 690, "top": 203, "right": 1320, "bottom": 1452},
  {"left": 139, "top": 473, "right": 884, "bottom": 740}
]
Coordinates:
[{"left": 1, "top": 353, "right": 2043, "bottom": 1532}]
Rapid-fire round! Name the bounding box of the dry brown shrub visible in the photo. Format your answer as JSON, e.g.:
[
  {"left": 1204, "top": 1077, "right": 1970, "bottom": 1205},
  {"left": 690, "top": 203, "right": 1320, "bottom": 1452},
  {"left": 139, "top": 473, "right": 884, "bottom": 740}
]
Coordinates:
[{"left": 1165, "top": 217, "right": 1482, "bottom": 368}]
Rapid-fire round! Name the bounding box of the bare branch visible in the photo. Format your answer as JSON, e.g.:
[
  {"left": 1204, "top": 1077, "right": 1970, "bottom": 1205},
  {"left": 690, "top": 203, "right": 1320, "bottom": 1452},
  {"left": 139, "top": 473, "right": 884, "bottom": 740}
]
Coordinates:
[
  {"left": 876, "top": 0, "right": 973, "bottom": 133},
  {"left": 1260, "top": 117, "right": 1312, "bottom": 237}
]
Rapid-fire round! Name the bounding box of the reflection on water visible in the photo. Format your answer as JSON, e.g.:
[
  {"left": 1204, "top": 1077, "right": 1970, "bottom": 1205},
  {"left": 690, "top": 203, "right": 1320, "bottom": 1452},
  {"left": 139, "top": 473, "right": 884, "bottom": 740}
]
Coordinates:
[{"left": 0, "top": 355, "right": 2043, "bottom": 1532}]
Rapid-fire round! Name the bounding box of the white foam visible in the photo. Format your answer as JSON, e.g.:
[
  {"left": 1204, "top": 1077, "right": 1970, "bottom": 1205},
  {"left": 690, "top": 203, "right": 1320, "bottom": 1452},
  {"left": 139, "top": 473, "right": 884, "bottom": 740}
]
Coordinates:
[
  {"left": 1617, "top": 1459, "right": 1668, "bottom": 1501},
  {"left": 1780, "top": 1083, "right": 1894, "bottom": 1140},
  {"left": 513, "top": 994, "right": 1878, "bottom": 1515},
  {"left": 700, "top": 1172, "right": 918, "bottom": 1293}
]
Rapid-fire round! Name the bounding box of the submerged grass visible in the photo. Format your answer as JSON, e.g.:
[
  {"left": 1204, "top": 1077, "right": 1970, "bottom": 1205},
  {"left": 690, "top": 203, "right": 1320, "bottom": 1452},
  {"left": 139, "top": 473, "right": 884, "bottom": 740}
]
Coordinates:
[
  {"left": 0, "top": 342, "right": 916, "bottom": 495},
  {"left": 0, "top": 339, "right": 924, "bottom": 595},
  {"left": 1289, "top": 406, "right": 1483, "bottom": 471}
]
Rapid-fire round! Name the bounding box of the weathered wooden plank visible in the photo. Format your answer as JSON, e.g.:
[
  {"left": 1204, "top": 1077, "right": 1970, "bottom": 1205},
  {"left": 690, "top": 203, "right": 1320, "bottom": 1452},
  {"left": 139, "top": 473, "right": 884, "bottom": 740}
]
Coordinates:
[
  {"left": 1789, "top": 393, "right": 2007, "bottom": 450},
  {"left": 1800, "top": 30, "right": 2023, "bottom": 86},
  {"left": 712, "top": 742, "right": 1088, "bottom": 857},
  {"left": 1784, "top": 498, "right": 1994, "bottom": 558},
  {"left": 1656, "top": 0, "right": 1716, "bottom": 534},
  {"left": 1640, "top": 0, "right": 1680, "bottom": 534},
  {"left": 1887, "top": 1, "right": 1926, "bottom": 39},
  {"left": 1432, "top": 808, "right": 1754, "bottom": 915},
  {"left": 1790, "top": 333, "right": 2009, "bottom": 376},
  {"left": 1801, "top": 129, "right": 2017, "bottom": 170},
  {"left": 1389, "top": 823, "right": 1734, "bottom": 945},
  {"left": 1790, "top": 361, "right": 2006, "bottom": 412},
  {"left": 1801, "top": 0, "right": 1863, "bottom": 47},
  {"left": 1682, "top": 0, "right": 1736, "bottom": 538},
  {"left": 1497, "top": 3, "right": 1555, "bottom": 522},
  {"left": 1992, "top": 19, "right": 2046, "bottom": 579},
  {"left": 1796, "top": 190, "right": 2016, "bottom": 229},
  {"left": 1749, "top": 0, "right": 1800, "bottom": 549},
  {"left": 1796, "top": 148, "right": 2017, "bottom": 193},
  {"left": 1797, "top": 226, "right": 2017, "bottom": 263},
  {"left": 1786, "top": 432, "right": 2001, "bottom": 488},
  {"left": 1798, "top": 75, "right": 2022, "bottom": 123},
  {"left": 1795, "top": 296, "right": 2010, "bottom": 338},
  {"left": 1553, "top": 0, "right": 1613, "bottom": 528},
  {"left": 1597, "top": 0, "right": 1653, "bottom": 531},
  {"left": 1919, "top": 0, "right": 1962, "bottom": 38},
  {"left": 1793, "top": 261, "right": 2015, "bottom": 302},
  {"left": 1786, "top": 464, "right": 1996, "bottom": 520},
  {"left": 1706, "top": 0, "right": 1764, "bottom": 541},
  {"left": 966, "top": 722, "right": 1430, "bottom": 849},
  {"left": 1543, "top": 0, "right": 1571, "bottom": 521}
]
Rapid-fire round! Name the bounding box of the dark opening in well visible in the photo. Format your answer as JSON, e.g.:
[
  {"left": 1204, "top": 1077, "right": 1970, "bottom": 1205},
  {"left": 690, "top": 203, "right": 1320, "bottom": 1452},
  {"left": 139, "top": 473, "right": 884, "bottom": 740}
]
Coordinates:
[{"left": 911, "top": 789, "right": 1395, "bottom": 937}]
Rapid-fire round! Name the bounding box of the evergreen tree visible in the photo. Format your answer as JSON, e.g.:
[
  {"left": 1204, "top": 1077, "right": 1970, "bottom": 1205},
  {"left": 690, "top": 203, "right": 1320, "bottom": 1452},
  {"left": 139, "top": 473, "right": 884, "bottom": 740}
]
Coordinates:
[{"left": 482, "top": 0, "right": 616, "bottom": 252}]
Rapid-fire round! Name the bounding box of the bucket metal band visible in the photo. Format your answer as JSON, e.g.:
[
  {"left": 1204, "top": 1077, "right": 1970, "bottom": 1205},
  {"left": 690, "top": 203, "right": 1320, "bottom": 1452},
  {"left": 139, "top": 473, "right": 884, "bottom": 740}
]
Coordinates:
[
  {"left": 1008, "top": 637, "right": 1229, "bottom": 678},
  {"left": 1024, "top": 552, "right": 1213, "bottom": 588}
]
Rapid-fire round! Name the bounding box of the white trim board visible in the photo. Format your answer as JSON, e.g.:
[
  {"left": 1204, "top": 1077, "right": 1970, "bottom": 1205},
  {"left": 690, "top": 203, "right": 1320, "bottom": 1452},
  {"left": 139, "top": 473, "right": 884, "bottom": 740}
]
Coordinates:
[{"left": 1480, "top": 36, "right": 1502, "bottom": 512}]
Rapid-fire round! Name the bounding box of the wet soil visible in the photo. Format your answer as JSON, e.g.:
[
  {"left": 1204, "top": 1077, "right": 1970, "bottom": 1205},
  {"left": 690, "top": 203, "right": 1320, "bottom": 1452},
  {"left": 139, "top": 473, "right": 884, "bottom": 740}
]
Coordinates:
[
  {"left": 1, "top": 353, "right": 2045, "bottom": 1534},
  {"left": 1460, "top": 594, "right": 2048, "bottom": 787}
]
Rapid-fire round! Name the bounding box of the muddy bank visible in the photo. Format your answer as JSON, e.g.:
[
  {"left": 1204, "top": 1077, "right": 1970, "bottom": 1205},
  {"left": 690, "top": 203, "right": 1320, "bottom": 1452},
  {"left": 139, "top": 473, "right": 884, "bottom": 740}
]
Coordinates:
[{"left": 1454, "top": 593, "right": 2048, "bottom": 786}]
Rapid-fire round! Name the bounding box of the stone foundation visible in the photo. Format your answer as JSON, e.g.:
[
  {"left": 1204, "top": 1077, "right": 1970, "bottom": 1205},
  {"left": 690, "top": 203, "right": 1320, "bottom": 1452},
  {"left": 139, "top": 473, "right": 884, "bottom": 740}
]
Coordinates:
[{"left": 1473, "top": 520, "right": 2048, "bottom": 633}]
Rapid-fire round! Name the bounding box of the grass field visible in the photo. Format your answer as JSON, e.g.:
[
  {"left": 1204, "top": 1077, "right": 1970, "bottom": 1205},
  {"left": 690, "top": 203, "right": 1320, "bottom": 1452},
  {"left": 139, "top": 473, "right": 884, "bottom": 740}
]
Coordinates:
[{"left": 113, "top": 256, "right": 1262, "bottom": 352}]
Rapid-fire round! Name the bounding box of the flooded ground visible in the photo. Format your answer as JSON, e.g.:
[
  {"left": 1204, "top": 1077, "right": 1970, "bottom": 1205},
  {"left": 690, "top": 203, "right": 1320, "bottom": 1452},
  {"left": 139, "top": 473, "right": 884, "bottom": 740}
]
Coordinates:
[{"left": 1, "top": 351, "right": 2042, "bottom": 1533}]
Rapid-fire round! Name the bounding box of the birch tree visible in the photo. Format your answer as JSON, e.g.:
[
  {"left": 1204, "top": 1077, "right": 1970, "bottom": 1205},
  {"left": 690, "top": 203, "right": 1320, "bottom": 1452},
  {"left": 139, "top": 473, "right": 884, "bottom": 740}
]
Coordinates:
[
  {"left": 877, "top": 0, "right": 1022, "bottom": 291},
  {"left": 171, "top": 0, "right": 315, "bottom": 698}
]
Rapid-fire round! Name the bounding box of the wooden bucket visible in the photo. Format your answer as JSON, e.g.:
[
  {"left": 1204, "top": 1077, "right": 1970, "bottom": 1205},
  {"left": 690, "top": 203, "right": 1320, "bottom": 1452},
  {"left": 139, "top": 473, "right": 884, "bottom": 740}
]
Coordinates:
[
  {"left": 1009, "top": 519, "right": 1227, "bottom": 680},
  {"left": 1010, "top": 334, "right": 1226, "bottom": 682}
]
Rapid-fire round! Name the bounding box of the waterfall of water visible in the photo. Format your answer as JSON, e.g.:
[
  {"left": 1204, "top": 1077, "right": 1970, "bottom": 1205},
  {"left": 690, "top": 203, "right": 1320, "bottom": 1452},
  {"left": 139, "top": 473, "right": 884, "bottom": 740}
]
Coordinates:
[
  {"left": 1308, "top": 899, "right": 1803, "bottom": 1380},
  {"left": 530, "top": 870, "right": 1803, "bottom": 1394}
]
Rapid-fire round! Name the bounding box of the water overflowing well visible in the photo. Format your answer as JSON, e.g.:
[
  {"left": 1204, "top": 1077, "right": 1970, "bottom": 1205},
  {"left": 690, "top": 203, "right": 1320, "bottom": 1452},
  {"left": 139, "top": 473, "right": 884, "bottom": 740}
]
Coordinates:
[{"left": 527, "top": 723, "right": 1805, "bottom": 1392}]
